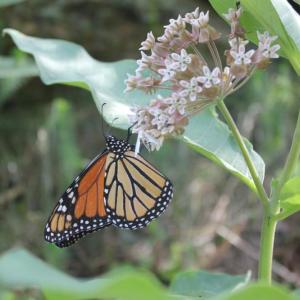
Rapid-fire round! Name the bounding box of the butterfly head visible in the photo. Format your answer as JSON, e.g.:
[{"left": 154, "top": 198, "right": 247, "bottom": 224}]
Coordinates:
[{"left": 105, "top": 135, "right": 131, "bottom": 155}]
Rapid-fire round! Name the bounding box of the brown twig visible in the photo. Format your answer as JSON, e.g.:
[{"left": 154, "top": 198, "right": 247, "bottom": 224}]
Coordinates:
[{"left": 217, "top": 225, "right": 300, "bottom": 285}]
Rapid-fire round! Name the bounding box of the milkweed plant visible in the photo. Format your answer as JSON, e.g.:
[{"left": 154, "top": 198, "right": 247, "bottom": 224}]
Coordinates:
[
  {"left": 126, "top": 7, "right": 280, "bottom": 152},
  {"left": 2, "top": 1, "right": 300, "bottom": 298},
  {"left": 125, "top": 6, "right": 300, "bottom": 285}
]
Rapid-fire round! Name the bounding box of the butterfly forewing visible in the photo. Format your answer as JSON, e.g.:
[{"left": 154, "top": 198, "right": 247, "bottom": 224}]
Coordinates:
[
  {"left": 44, "top": 151, "right": 112, "bottom": 247},
  {"left": 104, "top": 150, "right": 173, "bottom": 229},
  {"left": 45, "top": 135, "right": 174, "bottom": 248}
]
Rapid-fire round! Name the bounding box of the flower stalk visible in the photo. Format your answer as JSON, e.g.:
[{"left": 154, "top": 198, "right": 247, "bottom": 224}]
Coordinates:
[{"left": 217, "top": 100, "right": 269, "bottom": 208}]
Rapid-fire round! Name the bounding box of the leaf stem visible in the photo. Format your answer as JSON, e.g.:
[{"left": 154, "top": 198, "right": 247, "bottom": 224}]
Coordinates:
[
  {"left": 277, "top": 110, "right": 300, "bottom": 192},
  {"left": 269, "top": 110, "right": 300, "bottom": 218},
  {"left": 217, "top": 100, "right": 269, "bottom": 208}
]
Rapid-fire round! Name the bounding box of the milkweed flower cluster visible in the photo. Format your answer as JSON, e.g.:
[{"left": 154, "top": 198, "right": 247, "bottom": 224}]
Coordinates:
[{"left": 125, "top": 7, "right": 280, "bottom": 152}]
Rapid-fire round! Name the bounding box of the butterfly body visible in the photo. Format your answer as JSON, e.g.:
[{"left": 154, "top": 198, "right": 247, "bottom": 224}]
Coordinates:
[{"left": 45, "top": 135, "right": 173, "bottom": 248}]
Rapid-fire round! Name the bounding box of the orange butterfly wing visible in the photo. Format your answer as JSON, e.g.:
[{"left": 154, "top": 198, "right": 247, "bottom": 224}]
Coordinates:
[{"left": 44, "top": 151, "right": 111, "bottom": 247}]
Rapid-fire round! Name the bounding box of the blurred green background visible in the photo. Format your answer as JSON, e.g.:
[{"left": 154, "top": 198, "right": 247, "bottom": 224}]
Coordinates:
[{"left": 0, "top": 0, "right": 300, "bottom": 290}]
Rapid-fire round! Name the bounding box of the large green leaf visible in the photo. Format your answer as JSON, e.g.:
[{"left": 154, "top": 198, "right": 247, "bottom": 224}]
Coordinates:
[
  {"left": 182, "top": 109, "right": 264, "bottom": 190},
  {"left": 0, "top": 249, "right": 298, "bottom": 300},
  {"left": 209, "top": 0, "right": 300, "bottom": 75},
  {"left": 213, "top": 283, "right": 299, "bottom": 300},
  {"left": 170, "top": 270, "right": 250, "bottom": 298},
  {"left": 3, "top": 29, "right": 265, "bottom": 191},
  {"left": 0, "top": 248, "right": 172, "bottom": 300},
  {"left": 277, "top": 176, "right": 300, "bottom": 220}
]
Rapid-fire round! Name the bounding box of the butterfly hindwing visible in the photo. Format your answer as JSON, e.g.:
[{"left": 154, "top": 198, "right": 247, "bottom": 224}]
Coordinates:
[
  {"left": 44, "top": 151, "right": 112, "bottom": 247},
  {"left": 104, "top": 150, "right": 173, "bottom": 229}
]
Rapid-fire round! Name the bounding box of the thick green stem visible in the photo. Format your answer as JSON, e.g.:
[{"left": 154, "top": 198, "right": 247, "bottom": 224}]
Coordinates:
[
  {"left": 258, "top": 213, "right": 277, "bottom": 283},
  {"left": 217, "top": 100, "right": 269, "bottom": 208}
]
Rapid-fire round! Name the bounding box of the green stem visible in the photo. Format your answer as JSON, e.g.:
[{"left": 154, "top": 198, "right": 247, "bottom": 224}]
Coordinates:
[
  {"left": 217, "top": 100, "right": 269, "bottom": 208},
  {"left": 258, "top": 214, "right": 277, "bottom": 283}
]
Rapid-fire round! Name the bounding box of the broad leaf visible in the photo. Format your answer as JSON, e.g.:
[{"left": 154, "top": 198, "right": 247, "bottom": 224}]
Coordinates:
[
  {"left": 170, "top": 270, "right": 250, "bottom": 298},
  {"left": 3, "top": 29, "right": 265, "bottom": 191},
  {"left": 209, "top": 0, "right": 300, "bottom": 75},
  {"left": 0, "top": 248, "right": 171, "bottom": 300},
  {"left": 213, "top": 283, "right": 299, "bottom": 300},
  {"left": 277, "top": 176, "right": 300, "bottom": 220},
  {"left": 183, "top": 110, "right": 264, "bottom": 190},
  {"left": 271, "top": 0, "right": 300, "bottom": 51}
]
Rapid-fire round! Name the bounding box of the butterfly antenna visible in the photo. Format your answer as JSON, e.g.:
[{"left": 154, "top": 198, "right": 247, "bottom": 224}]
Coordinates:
[{"left": 101, "top": 103, "right": 107, "bottom": 139}]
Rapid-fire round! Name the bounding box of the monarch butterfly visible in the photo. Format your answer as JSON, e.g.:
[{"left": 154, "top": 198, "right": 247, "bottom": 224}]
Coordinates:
[{"left": 44, "top": 131, "right": 173, "bottom": 248}]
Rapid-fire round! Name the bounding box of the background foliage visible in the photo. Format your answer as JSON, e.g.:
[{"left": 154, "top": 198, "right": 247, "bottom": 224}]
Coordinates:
[{"left": 0, "top": 0, "right": 300, "bottom": 299}]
